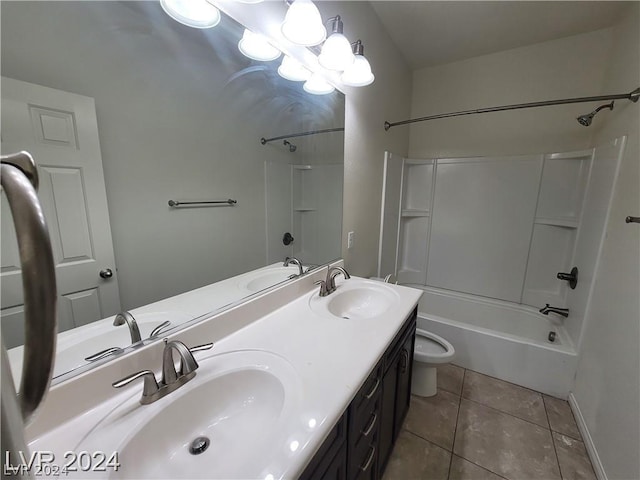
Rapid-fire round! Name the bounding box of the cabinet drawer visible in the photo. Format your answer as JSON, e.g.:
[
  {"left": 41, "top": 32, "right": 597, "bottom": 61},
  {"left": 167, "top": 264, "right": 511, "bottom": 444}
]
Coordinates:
[
  {"left": 351, "top": 363, "right": 382, "bottom": 417},
  {"left": 349, "top": 396, "right": 380, "bottom": 452},
  {"left": 352, "top": 439, "right": 378, "bottom": 480}
]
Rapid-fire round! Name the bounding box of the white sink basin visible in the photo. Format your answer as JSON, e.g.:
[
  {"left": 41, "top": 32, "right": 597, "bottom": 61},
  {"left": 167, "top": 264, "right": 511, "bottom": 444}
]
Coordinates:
[
  {"left": 73, "top": 350, "right": 301, "bottom": 479},
  {"left": 309, "top": 280, "right": 400, "bottom": 319},
  {"left": 238, "top": 266, "right": 300, "bottom": 292}
]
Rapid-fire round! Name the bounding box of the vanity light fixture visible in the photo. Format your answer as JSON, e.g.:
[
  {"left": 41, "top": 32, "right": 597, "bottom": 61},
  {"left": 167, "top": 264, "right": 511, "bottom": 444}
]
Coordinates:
[
  {"left": 278, "top": 55, "right": 312, "bottom": 81},
  {"left": 281, "top": 0, "right": 326, "bottom": 47},
  {"left": 160, "top": 0, "right": 221, "bottom": 29},
  {"left": 318, "top": 16, "right": 354, "bottom": 71},
  {"left": 340, "top": 40, "right": 375, "bottom": 87},
  {"left": 303, "top": 73, "right": 335, "bottom": 95},
  {"left": 238, "top": 29, "right": 281, "bottom": 61}
]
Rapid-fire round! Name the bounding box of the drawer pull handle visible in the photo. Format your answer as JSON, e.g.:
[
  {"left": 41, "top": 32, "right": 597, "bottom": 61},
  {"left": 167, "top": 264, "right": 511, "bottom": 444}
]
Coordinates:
[
  {"left": 400, "top": 348, "right": 410, "bottom": 374},
  {"left": 361, "top": 412, "right": 377, "bottom": 437},
  {"left": 364, "top": 378, "right": 380, "bottom": 400},
  {"left": 359, "top": 446, "right": 376, "bottom": 472}
]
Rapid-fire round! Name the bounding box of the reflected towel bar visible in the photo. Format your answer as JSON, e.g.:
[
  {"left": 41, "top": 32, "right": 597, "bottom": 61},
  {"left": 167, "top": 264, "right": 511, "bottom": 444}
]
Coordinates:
[{"left": 168, "top": 199, "right": 237, "bottom": 207}]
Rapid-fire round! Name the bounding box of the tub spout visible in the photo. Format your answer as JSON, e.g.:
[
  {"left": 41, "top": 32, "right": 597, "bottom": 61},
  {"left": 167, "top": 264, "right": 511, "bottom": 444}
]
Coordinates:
[{"left": 539, "top": 304, "right": 569, "bottom": 318}]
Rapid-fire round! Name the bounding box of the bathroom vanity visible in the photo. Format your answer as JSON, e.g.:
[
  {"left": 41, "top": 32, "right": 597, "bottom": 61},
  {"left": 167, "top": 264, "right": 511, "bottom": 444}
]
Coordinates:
[
  {"left": 23, "top": 265, "right": 421, "bottom": 479},
  {"left": 300, "top": 307, "right": 416, "bottom": 480}
]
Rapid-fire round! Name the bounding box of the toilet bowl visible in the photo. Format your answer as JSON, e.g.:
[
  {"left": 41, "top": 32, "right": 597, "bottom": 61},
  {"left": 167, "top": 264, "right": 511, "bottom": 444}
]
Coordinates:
[{"left": 412, "top": 328, "right": 455, "bottom": 397}]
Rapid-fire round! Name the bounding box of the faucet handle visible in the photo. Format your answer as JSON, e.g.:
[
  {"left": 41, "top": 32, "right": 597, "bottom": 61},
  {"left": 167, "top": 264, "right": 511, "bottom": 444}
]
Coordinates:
[
  {"left": 150, "top": 320, "right": 172, "bottom": 338},
  {"left": 112, "top": 370, "right": 159, "bottom": 398},
  {"left": 85, "top": 346, "right": 124, "bottom": 362},
  {"left": 179, "top": 343, "right": 214, "bottom": 375},
  {"left": 189, "top": 342, "right": 214, "bottom": 353}
]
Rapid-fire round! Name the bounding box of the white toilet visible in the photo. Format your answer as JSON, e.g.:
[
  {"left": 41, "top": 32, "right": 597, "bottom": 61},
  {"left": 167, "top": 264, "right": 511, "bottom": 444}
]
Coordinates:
[{"left": 412, "top": 329, "right": 456, "bottom": 397}]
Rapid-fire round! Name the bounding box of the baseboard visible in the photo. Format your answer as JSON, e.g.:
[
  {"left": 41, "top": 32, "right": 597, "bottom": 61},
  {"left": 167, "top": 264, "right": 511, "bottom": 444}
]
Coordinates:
[{"left": 568, "top": 393, "right": 607, "bottom": 480}]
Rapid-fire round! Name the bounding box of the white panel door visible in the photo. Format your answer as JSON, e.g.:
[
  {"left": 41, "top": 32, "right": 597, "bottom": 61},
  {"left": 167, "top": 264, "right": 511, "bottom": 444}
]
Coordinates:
[{"left": 1, "top": 77, "right": 121, "bottom": 348}]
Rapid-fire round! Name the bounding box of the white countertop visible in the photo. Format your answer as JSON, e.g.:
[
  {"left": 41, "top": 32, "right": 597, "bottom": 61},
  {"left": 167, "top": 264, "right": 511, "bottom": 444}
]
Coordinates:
[{"left": 27, "top": 273, "right": 422, "bottom": 479}]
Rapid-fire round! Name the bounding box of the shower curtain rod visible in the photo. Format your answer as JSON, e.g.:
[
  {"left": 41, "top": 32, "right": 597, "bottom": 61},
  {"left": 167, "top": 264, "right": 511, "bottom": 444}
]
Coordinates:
[
  {"left": 260, "top": 127, "right": 345, "bottom": 145},
  {"left": 384, "top": 87, "right": 640, "bottom": 131}
]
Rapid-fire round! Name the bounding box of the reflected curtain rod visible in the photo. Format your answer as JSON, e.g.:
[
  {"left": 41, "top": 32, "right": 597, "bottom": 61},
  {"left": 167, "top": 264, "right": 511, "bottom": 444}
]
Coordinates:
[
  {"left": 260, "top": 127, "right": 345, "bottom": 145},
  {"left": 384, "top": 88, "right": 640, "bottom": 131}
]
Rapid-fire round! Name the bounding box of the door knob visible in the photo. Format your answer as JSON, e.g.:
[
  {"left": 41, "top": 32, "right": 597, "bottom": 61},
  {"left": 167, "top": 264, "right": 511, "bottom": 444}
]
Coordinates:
[
  {"left": 626, "top": 216, "right": 640, "bottom": 224},
  {"left": 99, "top": 268, "right": 114, "bottom": 279}
]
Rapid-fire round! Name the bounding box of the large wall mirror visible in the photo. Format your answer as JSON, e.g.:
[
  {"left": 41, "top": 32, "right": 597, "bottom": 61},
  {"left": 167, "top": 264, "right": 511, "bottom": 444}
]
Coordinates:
[{"left": 1, "top": 1, "right": 344, "bottom": 382}]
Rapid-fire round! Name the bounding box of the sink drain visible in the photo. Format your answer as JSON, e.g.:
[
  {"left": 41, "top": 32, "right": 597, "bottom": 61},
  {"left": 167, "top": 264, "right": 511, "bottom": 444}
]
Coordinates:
[{"left": 189, "top": 436, "right": 210, "bottom": 455}]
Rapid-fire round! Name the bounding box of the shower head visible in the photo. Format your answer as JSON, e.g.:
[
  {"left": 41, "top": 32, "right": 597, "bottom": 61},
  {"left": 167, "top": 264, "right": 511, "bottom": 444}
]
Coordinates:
[
  {"left": 577, "top": 101, "right": 614, "bottom": 127},
  {"left": 283, "top": 140, "right": 297, "bottom": 152}
]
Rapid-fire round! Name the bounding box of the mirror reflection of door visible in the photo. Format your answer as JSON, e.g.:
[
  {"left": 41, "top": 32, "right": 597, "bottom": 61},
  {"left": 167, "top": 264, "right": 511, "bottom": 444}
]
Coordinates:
[{"left": 1, "top": 77, "right": 121, "bottom": 348}]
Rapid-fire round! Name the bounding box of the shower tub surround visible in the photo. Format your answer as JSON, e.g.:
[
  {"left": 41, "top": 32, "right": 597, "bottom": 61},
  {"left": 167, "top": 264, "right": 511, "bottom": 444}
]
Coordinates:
[
  {"left": 413, "top": 285, "right": 577, "bottom": 398},
  {"left": 23, "top": 267, "right": 422, "bottom": 479}
]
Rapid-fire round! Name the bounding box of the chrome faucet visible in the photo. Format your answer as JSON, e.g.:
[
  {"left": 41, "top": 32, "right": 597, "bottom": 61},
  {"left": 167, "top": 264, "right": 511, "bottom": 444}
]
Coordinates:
[
  {"left": 315, "top": 266, "right": 351, "bottom": 297},
  {"left": 283, "top": 256, "right": 304, "bottom": 276},
  {"left": 539, "top": 304, "right": 569, "bottom": 318},
  {"left": 113, "top": 311, "right": 142, "bottom": 344},
  {"left": 112, "top": 339, "right": 213, "bottom": 405}
]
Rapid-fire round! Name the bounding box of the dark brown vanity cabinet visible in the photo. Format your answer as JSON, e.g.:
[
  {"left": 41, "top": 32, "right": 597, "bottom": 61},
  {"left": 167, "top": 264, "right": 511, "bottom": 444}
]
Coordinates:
[
  {"left": 300, "top": 307, "right": 417, "bottom": 480},
  {"left": 377, "top": 309, "right": 416, "bottom": 476}
]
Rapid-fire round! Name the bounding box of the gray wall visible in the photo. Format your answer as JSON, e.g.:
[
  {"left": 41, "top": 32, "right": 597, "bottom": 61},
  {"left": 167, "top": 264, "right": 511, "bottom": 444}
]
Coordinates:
[
  {"left": 316, "top": 1, "right": 413, "bottom": 277},
  {"left": 572, "top": 4, "right": 640, "bottom": 479}
]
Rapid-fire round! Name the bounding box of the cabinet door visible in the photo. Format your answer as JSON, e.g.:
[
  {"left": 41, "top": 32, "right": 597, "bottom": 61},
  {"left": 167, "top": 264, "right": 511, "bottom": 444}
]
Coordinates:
[
  {"left": 378, "top": 360, "right": 398, "bottom": 476},
  {"left": 319, "top": 445, "right": 347, "bottom": 480},
  {"left": 393, "top": 332, "right": 415, "bottom": 438}
]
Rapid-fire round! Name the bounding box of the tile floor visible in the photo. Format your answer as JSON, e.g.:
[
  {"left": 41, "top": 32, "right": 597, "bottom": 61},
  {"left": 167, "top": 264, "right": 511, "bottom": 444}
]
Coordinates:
[{"left": 382, "top": 364, "right": 597, "bottom": 480}]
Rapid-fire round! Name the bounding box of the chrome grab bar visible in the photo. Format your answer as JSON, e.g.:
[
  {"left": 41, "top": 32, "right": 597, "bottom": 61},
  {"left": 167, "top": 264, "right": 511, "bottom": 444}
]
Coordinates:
[{"left": 1, "top": 151, "right": 57, "bottom": 423}]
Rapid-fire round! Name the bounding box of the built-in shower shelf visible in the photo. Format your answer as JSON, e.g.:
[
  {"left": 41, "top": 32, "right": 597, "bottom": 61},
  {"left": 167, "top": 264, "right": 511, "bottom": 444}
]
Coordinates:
[
  {"left": 534, "top": 217, "right": 579, "bottom": 228},
  {"left": 401, "top": 209, "right": 430, "bottom": 217}
]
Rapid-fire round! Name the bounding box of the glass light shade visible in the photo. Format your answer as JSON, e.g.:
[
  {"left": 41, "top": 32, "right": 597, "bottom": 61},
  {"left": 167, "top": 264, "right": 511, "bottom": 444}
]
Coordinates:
[
  {"left": 278, "top": 56, "right": 312, "bottom": 82},
  {"left": 238, "top": 29, "right": 281, "bottom": 61},
  {"left": 303, "top": 73, "right": 335, "bottom": 95},
  {"left": 341, "top": 55, "right": 374, "bottom": 87},
  {"left": 318, "top": 33, "right": 355, "bottom": 71},
  {"left": 281, "top": 0, "right": 326, "bottom": 47},
  {"left": 160, "top": 0, "right": 220, "bottom": 29}
]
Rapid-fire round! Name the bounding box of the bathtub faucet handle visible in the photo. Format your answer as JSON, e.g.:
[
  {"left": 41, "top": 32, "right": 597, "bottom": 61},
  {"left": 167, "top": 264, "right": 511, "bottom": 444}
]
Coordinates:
[{"left": 556, "top": 267, "right": 578, "bottom": 289}]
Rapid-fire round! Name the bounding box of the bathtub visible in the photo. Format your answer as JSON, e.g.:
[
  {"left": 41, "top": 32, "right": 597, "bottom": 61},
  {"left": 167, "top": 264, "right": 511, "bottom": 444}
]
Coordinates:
[{"left": 408, "top": 285, "right": 578, "bottom": 398}]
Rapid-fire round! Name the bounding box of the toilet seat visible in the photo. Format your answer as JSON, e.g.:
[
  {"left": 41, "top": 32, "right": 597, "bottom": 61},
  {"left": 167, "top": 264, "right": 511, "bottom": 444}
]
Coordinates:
[{"left": 414, "top": 328, "right": 455, "bottom": 364}]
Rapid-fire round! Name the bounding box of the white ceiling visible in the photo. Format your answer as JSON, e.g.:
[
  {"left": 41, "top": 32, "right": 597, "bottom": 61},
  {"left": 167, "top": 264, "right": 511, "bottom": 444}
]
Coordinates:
[{"left": 369, "top": 1, "right": 631, "bottom": 70}]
